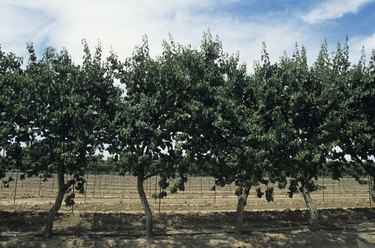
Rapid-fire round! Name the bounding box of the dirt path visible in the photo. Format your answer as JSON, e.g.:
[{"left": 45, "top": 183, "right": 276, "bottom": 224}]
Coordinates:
[
  {"left": 1, "top": 175, "right": 374, "bottom": 247},
  {"left": 1, "top": 208, "right": 374, "bottom": 247}
]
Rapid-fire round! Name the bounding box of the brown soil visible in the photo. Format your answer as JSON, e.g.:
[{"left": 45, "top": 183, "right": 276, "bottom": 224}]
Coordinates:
[
  {"left": 1, "top": 208, "right": 375, "bottom": 248},
  {"left": 1, "top": 175, "right": 374, "bottom": 247}
]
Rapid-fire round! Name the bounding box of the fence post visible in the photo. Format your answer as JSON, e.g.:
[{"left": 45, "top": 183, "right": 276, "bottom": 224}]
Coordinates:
[
  {"left": 200, "top": 171, "right": 203, "bottom": 198},
  {"left": 322, "top": 173, "right": 325, "bottom": 202},
  {"left": 52, "top": 173, "right": 55, "bottom": 192},
  {"left": 149, "top": 175, "right": 152, "bottom": 198},
  {"left": 188, "top": 177, "right": 191, "bottom": 194},
  {"left": 72, "top": 180, "right": 75, "bottom": 216},
  {"left": 13, "top": 169, "right": 19, "bottom": 205},
  {"left": 158, "top": 184, "right": 161, "bottom": 213},
  {"left": 154, "top": 175, "right": 158, "bottom": 204},
  {"left": 92, "top": 171, "right": 97, "bottom": 197},
  {"left": 38, "top": 176, "right": 42, "bottom": 197},
  {"left": 123, "top": 175, "right": 126, "bottom": 195},
  {"left": 369, "top": 175, "right": 372, "bottom": 208},
  {"left": 84, "top": 170, "right": 89, "bottom": 203},
  {"left": 214, "top": 187, "right": 216, "bottom": 205},
  {"left": 98, "top": 170, "right": 102, "bottom": 192}
]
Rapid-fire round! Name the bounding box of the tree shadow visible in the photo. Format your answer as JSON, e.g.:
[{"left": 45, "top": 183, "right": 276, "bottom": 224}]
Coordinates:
[{"left": 0, "top": 208, "right": 374, "bottom": 247}]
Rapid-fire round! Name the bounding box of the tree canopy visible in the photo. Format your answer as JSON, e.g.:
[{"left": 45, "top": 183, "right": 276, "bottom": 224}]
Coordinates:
[{"left": 1, "top": 34, "right": 375, "bottom": 237}]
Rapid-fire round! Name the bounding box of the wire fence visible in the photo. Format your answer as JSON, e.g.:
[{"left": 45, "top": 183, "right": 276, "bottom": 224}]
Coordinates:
[{"left": 0, "top": 170, "right": 373, "bottom": 211}]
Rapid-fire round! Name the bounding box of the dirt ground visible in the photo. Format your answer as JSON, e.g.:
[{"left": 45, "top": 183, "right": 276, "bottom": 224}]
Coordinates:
[
  {"left": 1, "top": 208, "right": 375, "bottom": 248},
  {"left": 1, "top": 175, "right": 374, "bottom": 247}
]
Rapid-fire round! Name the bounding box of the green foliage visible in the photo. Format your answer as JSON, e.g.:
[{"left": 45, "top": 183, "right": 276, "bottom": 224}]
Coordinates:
[
  {"left": 0, "top": 41, "right": 123, "bottom": 206},
  {"left": 256, "top": 187, "right": 264, "bottom": 198},
  {"left": 288, "top": 179, "right": 298, "bottom": 198},
  {"left": 2, "top": 33, "right": 375, "bottom": 211},
  {"left": 173, "top": 176, "right": 187, "bottom": 192},
  {"left": 235, "top": 187, "right": 243, "bottom": 197},
  {"left": 152, "top": 191, "right": 168, "bottom": 199},
  {"left": 265, "top": 187, "right": 274, "bottom": 202},
  {"left": 278, "top": 177, "right": 288, "bottom": 189},
  {"left": 111, "top": 36, "right": 183, "bottom": 190},
  {"left": 64, "top": 191, "right": 75, "bottom": 206},
  {"left": 252, "top": 42, "right": 349, "bottom": 196},
  {"left": 333, "top": 47, "right": 375, "bottom": 180},
  {"left": 0, "top": 46, "right": 29, "bottom": 181}
]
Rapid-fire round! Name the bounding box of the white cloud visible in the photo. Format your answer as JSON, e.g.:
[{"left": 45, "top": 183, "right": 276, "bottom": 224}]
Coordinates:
[
  {"left": 0, "top": 1, "right": 54, "bottom": 56},
  {"left": 302, "top": 0, "right": 374, "bottom": 24},
  {"left": 349, "top": 32, "right": 375, "bottom": 63},
  {"left": 355, "top": 33, "right": 375, "bottom": 51},
  {"left": 0, "top": 0, "right": 322, "bottom": 69}
]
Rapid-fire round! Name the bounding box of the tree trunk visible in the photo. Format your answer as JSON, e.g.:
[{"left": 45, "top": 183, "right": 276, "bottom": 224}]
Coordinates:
[
  {"left": 137, "top": 172, "right": 153, "bottom": 238},
  {"left": 301, "top": 186, "right": 319, "bottom": 232},
  {"left": 44, "top": 164, "right": 65, "bottom": 238},
  {"left": 234, "top": 185, "right": 251, "bottom": 235}
]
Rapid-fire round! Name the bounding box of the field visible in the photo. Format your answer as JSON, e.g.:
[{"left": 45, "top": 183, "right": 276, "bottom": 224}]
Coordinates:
[{"left": 1, "top": 172, "right": 375, "bottom": 247}]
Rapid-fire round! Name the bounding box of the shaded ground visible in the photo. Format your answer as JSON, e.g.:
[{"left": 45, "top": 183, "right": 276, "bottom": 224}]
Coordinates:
[
  {"left": 1, "top": 208, "right": 374, "bottom": 247},
  {"left": 1, "top": 175, "right": 374, "bottom": 247}
]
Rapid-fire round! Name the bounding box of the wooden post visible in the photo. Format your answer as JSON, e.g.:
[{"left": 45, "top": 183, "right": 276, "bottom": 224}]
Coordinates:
[
  {"left": 92, "top": 171, "right": 97, "bottom": 197},
  {"left": 123, "top": 175, "right": 126, "bottom": 195},
  {"left": 322, "top": 173, "right": 325, "bottom": 202},
  {"left": 13, "top": 169, "right": 19, "bottom": 205},
  {"left": 52, "top": 174, "right": 55, "bottom": 188},
  {"left": 72, "top": 180, "right": 75, "bottom": 216},
  {"left": 188, "top": 177, "right": 191, "bottom": 194},
  {"left": 200, "top": 171, "right": 203, "bottom": 198},
  {"left": 38, "top": 177, "right": 42, "bottom": 197},
  {"left": 154, "top": 175, "right": 158, "bottom": 204},
  {"left": 369, "top": 175, "right": 372, "bottom": 208},
  {"left": 103, "top": 172, "right": 107, "bottom": 189},
  {"left": 149, "top": 175, "right": 152, "bottom": 198},
  {"left": 98, "top": 170, "right": 102, "bottom": 192},
  {"left": 158, "top": 185, "right": 161, "bottom": 213},
  {"left": 84, "top": 170, "right": 89, "bottom": 203},
  {"left": 214, "top": 187, "right": 216, "bottom": 204}
]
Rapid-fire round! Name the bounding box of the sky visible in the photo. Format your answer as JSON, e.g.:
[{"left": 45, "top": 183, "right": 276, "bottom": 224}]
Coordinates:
[{"left": 1, "top": 0, "right": 375, "bottom": 70}]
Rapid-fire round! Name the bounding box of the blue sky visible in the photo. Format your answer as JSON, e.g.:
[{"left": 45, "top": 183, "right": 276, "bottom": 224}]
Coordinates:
[{"left": 1, "top": 0, "right": 375, "bottom": 69}]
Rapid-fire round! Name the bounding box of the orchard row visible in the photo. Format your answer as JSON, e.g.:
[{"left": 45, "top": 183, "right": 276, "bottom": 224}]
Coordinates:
[{"left": 1, "top": 33, "right": 374, "bottom": 238}]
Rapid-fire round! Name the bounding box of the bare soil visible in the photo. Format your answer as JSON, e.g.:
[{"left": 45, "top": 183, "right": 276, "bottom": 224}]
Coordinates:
[
  {"left": 1, "top": 208, "right": 375, "bottom": 247},
  {"left": 1, "top": 175, "right": 374, "bottom": 247}
]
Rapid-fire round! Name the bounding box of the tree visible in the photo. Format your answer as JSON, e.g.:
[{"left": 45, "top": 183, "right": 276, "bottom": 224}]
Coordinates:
[
  {"left": 173, "top": 32, "right": 228, "bottom": 180},
  {"left": 24, "top": 42, "right": 120, "bottom": 238},
  {"left": 0, "top": 46, "right": 29, "bottom": 187},
  {"left": 110, "top": 37, "right": 190, "bottom": 238},
  {"left": 175, "top": 35, "right": 272, "bottom": 235},
  {"left": 245, "top": 43, "right": 296, "bottom": 233},
  {"left": 215, "top": 53, "right": 257, "bottom": 235},
  {"left": 332, "top": 44, "right": 375, "bottom": 201},
  {"left": 269, "top": 43, "right": 343, "bottom": 232},
  {"left": 209, "top": 48, "right": 272, "bottom": 236}
]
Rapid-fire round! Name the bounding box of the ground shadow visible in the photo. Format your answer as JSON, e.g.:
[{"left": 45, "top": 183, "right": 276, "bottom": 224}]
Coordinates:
[{"left": 1, "top": 208, "right": 374, "bottom": 247}]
